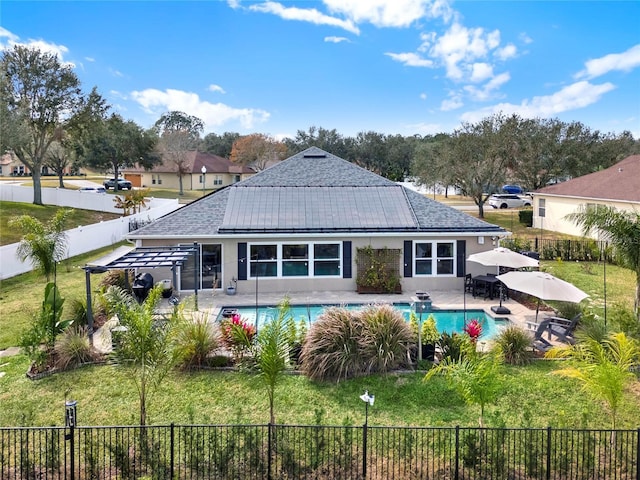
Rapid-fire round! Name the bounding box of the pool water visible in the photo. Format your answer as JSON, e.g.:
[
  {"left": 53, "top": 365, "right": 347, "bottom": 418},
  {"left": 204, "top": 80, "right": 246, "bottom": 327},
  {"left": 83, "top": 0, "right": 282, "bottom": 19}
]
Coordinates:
[{"left": 217, "top": 303, "right": 507, "bottom": 340}]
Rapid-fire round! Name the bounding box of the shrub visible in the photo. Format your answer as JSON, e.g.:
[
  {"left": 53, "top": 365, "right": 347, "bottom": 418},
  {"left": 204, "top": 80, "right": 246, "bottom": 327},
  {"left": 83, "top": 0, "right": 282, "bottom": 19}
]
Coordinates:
[
  {"left": 300, "top": 307, "right": 364, "bottom": 381},
  {"left": 492, "top": 325, "right": 533, "bottom": 365},
  {"left": 54, "top": 326, "right": 100, "bottom": 370},
  {"left": 175, "top": 315, "right": 219, "bottom": 369},
  {"left": 220, "top": 314, "right": 256, "bottom": 363},
  {"left": 301, "top": 304, "right": 412, "bottom": 381},
  {"left": 359, "top": 304, "right": 413, "bottom": 374},
  {"left": 98, "top": 269, "right": 133, "bottom": 292},
  {"left": 436, "top": 332, "right": 470, "bottom": 363},
  {"left": 518, "top": 209, "right": 533, "bottom": 227},
  {"left": 66, "top": 298, "right": 88, "bottom": 327}
]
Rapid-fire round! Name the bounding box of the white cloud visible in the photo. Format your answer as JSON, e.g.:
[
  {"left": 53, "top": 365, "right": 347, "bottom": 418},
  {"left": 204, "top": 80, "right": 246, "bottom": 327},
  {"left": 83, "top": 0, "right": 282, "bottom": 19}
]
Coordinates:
[
  {"left": 0, "top": 28, "right": 73, "bottom": 65},
  {"left": 575, "top": 44, "right": 640, "bottom": 79},
  {"left": 405, "top": 121, "right": 445, "bottom": 135},
  {"left": 85, "top": 56, "right": 95, "bottom": 62},
  {"left": 440, "top": 92, "right": 463, "bottom": 111},
  {"left": 469, "top": 62, "right": 493, "bottom": 82},
  {"left": 385, "top": 52, "right": 434, "bottom": 67},
  {"left": 323, "top": 0, "right": 449, "bottom": 28},
  {"left": 420, "top": 93, "right": 427, "bottom": 100},
  {"left": 208, "top": 84, "right": 226, "bottom": 94},
  {"left": 464, "top": 71, "right": 510, "bottom": 101},
  {"left": 519, "top": 33, "right": 533, "bottom": 45},
  {"left": 131, "top": 88, "right": 270, "bottom": 131},
  {"left": 461, "top": 80, "right": 616, "bottom": 122},
  {"left": 249, "top": 2, "right": 360, "bottom": 34},
  {"left": 109, "top": 68, "right": 124, "bottom": 78},
  {"left": 426, "top": 22, "right": 501, "bottom": 81},
  {"left": 494, "top": 44, "right": 517, "bottom": 61},
  {"left": 325, "top": 36, "right": 350, "bottom": 43},
  {"left": 0, "top": 27, "right": 19, "bottom": 45}
]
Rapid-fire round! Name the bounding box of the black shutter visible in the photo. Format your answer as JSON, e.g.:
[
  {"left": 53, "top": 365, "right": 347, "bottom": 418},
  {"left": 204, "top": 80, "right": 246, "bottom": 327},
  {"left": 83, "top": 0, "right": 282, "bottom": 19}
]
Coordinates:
[
  {"left": 342, "top": 241, "right": 352, "bottom": 278},
  {"left": 404, "top": 240, "right": 413, "bottom": 277},
  {"left": 456, "top": 240, "right": 466, "bottom": 277},
  {"left": 238, "top": 243, "right": 247, "bottom": 280}
]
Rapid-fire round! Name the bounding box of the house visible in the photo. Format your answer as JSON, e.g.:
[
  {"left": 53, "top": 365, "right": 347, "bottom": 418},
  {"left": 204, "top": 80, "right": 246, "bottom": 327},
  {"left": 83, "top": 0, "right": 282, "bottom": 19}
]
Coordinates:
[
  {"left": 121, "top": 151, "right": 254, "bottom": 190},
  {"left": 532, "top": 155, "right": 640, "bottom": 238},
  {"left": 0, "top": 152, "right": 76, "bottom": 176},
  {"left": 126, "top": 147, "right": 507, "bottom": 295}
]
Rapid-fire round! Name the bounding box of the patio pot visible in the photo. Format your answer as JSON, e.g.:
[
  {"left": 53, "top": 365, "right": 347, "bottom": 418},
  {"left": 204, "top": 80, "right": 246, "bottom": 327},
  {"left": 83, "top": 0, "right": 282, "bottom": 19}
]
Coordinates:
[
  {"left": 226, "top": 286, "right": 236, "bottom": 295},
  {"left": 422, "top": 343, "right": 436, "bottom": 362}
]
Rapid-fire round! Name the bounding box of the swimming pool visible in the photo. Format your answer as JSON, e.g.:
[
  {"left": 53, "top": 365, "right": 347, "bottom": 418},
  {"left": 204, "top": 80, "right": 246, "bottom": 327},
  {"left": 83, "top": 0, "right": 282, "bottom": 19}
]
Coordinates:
[{"left": 217, "top": 303, "right": 508, "bottom": 340}]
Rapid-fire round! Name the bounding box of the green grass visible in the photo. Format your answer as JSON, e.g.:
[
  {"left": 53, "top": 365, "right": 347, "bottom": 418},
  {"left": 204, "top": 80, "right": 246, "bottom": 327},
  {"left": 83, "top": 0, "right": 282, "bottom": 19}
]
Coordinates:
[
  {"left": 0, "top": 243, "right": 129, "bottom": 349},
  {"left": 1, "top": 354, "right": 638, "bottom": 429},
  {"left": 1, "top": 201, "right": 119, "bottom": 245}
]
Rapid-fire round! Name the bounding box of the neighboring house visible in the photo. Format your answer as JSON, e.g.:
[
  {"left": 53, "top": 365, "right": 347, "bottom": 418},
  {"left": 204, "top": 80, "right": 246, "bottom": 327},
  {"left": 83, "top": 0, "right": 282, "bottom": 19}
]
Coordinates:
[
  {"left": 121, "top": 151, "right": 254, "bottom": 190},
  {"left": 126, "top": 147, "right": 507, "bottom": 295},
  {"left": 532, "top": 155, "right": 640, "bottom": 238},
  {"left": 0, "top": 152, "right": 77, "bottom": 176}
]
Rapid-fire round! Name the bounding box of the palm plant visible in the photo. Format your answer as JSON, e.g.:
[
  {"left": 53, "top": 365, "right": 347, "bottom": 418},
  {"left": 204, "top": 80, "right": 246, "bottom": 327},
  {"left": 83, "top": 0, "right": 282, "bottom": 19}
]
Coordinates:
[
  {"left": 545, "top": 332, "right": 640, "bottom": 430},
  {"left": 424, "top": 348, "right": 503, "bottom": 427},
  {"left": 566, "top": 206, "right": 640, "bottom": 321},
  {"left": 174, "top": 312, "right": 218, "bottom": 369},
  {"left": 254, "top": 302, "right": 290, "bottom": 424},
  {"left": 104, "top": 284, "right": 183, "bottom": 426},
  {"left": 9, "top": 208, "right": 72, "bottom": 281}
]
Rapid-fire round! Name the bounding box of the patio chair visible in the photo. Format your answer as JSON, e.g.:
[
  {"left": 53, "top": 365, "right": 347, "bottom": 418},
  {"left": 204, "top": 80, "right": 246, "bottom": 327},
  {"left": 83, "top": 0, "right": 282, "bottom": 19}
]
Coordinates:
[
  {"left": 464, "top": 274, "right": 473, "bottom": 293},
  {"left": 530, "top": 319, "right": 554, "bottom": 353},
  {"left": 546, "top": 313, "right": 582, "bottom": 345}
]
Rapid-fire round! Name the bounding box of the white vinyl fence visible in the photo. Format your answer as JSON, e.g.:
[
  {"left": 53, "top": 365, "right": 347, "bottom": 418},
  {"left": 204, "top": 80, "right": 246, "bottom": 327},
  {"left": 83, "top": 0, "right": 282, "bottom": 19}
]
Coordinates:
[{"left": 0, "top": 184, "right": 181, "bottom": 280}]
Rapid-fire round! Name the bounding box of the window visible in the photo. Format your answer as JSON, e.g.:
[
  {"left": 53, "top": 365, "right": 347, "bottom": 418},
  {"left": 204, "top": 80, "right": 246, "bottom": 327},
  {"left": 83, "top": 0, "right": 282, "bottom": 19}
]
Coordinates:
[
  {"left": 233, "top": 175, "right": 241, "bottom": 183},
  {"left": 248, "top": 242, "right": 341, "bottom": 278},
  {"left": 152, "top": 175, "right": 157, "bottom": 185},
  {"left": 199, "top": 174, "right": 205, "bottom": 184},
  {"left": 538, "top": 198, "right": 546, "bottom": 218},
  {"left": 414, "top": 241, "right": 455, "bottom": 276},
  {"left": 214, "top": 175, "right": 223, "bottom": 185}
]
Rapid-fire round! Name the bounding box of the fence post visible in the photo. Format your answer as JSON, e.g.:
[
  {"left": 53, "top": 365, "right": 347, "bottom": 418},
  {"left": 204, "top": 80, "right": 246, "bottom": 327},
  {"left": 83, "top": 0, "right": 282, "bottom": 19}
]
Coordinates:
[
  {"left": 454, "top": 425, "right": 459, "bottom": 480},
  {"left": 546, "top": 426, "right": 552, "bottom": 480},
  {"left": 170, "top": 423, "right": 175, "bottom": 479},
  {"left": 65, "top": 424, "right": 75, "bottom": 480},
  {"left": 268, "top": 423, "right": 273, "bottom": 480},
  {"left": 362, "top": 423, "right": 368, "bottom": 480},
  {"left": 636, "top": 428, "right": 640, "bottom": 480}
]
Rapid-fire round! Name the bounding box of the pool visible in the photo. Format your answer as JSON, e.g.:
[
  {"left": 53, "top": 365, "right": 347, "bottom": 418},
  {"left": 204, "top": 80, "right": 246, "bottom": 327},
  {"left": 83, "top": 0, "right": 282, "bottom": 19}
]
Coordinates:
[{"left": 217, "top": 303, "right": 508, "bottom": 340}]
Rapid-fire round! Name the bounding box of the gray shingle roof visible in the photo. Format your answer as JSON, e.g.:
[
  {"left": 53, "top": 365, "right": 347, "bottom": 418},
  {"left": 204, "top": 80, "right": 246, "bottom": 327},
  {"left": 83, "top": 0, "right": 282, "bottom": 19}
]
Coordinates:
[{"left": 129, "top": 147, "right": 504, "bottom": 237}]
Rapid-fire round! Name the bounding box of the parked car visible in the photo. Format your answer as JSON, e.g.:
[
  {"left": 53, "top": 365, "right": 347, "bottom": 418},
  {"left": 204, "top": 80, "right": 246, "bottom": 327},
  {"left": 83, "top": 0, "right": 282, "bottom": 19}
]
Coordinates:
[
  {"left": 79, "top": 186, "right": 106, "bottom": 193},
  {"left": 103, "top": 178, "right": 132, "bottom": 190},
  {"left": 501, "top": 184, "right": 524, "bottom": 194},
  {"left": 488, "top": 194, "right": 532, "bottom": 209}
]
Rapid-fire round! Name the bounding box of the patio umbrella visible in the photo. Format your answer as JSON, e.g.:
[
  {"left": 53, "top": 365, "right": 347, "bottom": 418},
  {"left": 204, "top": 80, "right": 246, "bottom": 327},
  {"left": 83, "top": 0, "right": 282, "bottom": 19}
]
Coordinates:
[
  {"left": 467, "top": 247, "right": 539, "bottom": 314},
  {"left": 467, "top": 247, "right": 539, "bottom": 270},
  {"left": 496, "top": 271, "right": 589, "bottom": 320}
]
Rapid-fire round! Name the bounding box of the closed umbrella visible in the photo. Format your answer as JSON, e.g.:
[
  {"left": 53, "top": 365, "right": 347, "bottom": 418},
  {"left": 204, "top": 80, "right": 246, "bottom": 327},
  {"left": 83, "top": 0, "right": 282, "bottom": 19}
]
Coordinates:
[
  {"left": 496, "top": 271, "right": 589, "bottom": 320},
  {"left": 467, "top": 247, "right": 539, "bottom": 314}
]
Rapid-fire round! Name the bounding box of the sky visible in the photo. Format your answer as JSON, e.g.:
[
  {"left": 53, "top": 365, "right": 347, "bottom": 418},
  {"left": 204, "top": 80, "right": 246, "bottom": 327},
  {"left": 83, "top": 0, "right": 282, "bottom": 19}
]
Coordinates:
[{"left": 1, "top": 0, "right": 639, "bottom": 140}]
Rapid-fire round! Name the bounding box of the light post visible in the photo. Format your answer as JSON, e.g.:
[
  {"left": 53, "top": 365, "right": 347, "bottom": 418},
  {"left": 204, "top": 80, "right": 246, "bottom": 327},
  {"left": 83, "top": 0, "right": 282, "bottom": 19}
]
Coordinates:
[
  {"left": 360, "top": 390, "right": 374, "bottom": 479},
  {"left": 254, "top": 254, "right": 259, "bottom": 335},
  {"left": 201, "top": 165, "right": 206, "bottom": 196}
]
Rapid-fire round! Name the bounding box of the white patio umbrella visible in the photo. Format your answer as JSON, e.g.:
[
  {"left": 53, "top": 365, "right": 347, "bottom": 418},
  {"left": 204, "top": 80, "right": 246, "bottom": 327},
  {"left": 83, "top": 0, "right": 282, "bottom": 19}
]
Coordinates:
[
  {"left": 496, "top": 271, "right": 589, "bottom": 320},
  {"left": 467, "top": 247, "right": 539, "bottom": 314},
  {"left": 467, "top": 247, "right": 539, "bottom": 270}
]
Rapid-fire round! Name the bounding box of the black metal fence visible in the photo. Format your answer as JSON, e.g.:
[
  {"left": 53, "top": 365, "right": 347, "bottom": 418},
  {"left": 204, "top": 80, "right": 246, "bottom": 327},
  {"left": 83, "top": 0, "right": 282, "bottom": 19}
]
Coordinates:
[
  {"left": 502, "top": 237, "right": 611, "bottom": 263},
  {"left": 2, "top": 424, "right": 639, "bottom": 479}
]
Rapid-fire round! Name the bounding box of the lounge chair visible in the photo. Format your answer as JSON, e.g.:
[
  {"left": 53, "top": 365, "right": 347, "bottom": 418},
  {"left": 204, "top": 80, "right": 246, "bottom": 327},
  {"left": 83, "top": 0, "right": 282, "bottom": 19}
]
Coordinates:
[
  {"left": 546, "top": 313, "right": 581, "bottom": 345},
  {"left": 530, "top": 319, "right": 554, "bottom": 353}
]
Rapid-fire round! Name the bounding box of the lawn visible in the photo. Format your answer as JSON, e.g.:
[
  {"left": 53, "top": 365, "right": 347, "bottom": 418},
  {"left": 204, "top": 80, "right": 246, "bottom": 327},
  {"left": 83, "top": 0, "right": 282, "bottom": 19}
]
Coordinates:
[
  {"left": 1, "top": 201, "right": 119, "bottom": 245},
  {"left": 1, "top": 353, "right": 639, "bottom": 429}
]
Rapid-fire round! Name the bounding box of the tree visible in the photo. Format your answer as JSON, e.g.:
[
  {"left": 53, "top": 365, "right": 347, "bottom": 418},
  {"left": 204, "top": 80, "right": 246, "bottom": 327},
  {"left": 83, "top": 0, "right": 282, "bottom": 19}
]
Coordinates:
[
  {"left": 546, "top": 332, "right": 640, "bottom": 430},
  {"left": 8, "top": 208, "right": 72, "bottom": 282},
  {"left": 82, "top": 113, "right": 158, "bottom": 189},
  {"left": 0, "top": 45, "right": 84, "bottom": 205},
  {"left": 104, "top": 284, "right": 182, "bottom": 426},
  {"left": 44, "top": 141, "right": 74, "bottom": 188},
  {"left": 154, "top": 111, "right": 204, "bottom": 195},
  {"left": 200, "top": 131, "right": 239, "bottom": 157},
  {"left": 567, "top": 205, "right": 640, "bottom": 321},
  {"left": 230, "top": 133, "right": 287, "bottom": 171}
]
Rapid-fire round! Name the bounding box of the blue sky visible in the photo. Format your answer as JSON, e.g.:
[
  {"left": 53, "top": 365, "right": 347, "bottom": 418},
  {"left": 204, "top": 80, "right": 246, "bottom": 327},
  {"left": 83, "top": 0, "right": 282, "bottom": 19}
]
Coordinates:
[{"left": 1, "top": 1, "right": 639, "bottom": 140}]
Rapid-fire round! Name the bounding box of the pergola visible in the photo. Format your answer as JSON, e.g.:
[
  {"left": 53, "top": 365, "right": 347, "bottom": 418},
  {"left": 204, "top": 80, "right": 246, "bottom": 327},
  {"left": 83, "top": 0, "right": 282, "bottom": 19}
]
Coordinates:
[{"left": 83, "top": 244, "right": 199, "bottom": 344}]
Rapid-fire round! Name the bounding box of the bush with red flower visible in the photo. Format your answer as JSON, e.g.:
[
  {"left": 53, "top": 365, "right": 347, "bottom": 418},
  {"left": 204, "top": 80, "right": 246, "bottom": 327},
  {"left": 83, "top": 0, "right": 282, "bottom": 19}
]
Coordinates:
[
  {"left": 220, "top": 314, "right": 256, "bottom": 362},
  {"left": 463, "top": 319, "right": 483, "bottom": 343}
]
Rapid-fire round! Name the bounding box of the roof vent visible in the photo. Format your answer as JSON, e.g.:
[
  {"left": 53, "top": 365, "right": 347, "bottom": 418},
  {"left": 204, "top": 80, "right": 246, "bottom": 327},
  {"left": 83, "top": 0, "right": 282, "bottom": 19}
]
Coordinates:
[
  {"left": 303, "top": 153, "right": 327, "bottom": 158},
  {"left": 618, "top": 168, "right": 623, "bottom": 172}
]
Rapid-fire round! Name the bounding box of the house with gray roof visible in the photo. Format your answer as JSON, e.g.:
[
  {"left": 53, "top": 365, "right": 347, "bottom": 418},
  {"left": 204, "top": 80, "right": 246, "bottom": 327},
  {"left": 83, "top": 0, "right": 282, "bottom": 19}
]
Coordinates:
[
  {"left": 532, "top": 155, "right": 640, "bottom": 238},
  {"left": 127, "top": 147, "right": 507, "bottom": 295}
]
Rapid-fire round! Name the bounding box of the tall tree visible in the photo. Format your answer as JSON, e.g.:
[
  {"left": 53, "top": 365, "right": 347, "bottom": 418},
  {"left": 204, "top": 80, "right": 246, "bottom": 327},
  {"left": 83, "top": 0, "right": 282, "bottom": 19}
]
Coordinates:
[
  {"left": 44, "top": 140, "right": 74, "bottom": 188},
  {"left": 8, "top": 208, "right": 72, "bottom": 282},
  {"left": 82, "top": 113, "right": 158, "bottom": 189},
  {"left": 567, "top": 205, "right": 640, "bottom": 321},
  {"left": 199, "top": 131, "right": 239, "bottom": 157},
  {"left": 230, "top": 133, "right": 287, "bottom": 171},
  {"left": 154, "top": 111, "right": 204, "bottom": 195},
  {"left": 0, "top": 45, "right": 84, "bottom": 204}
]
